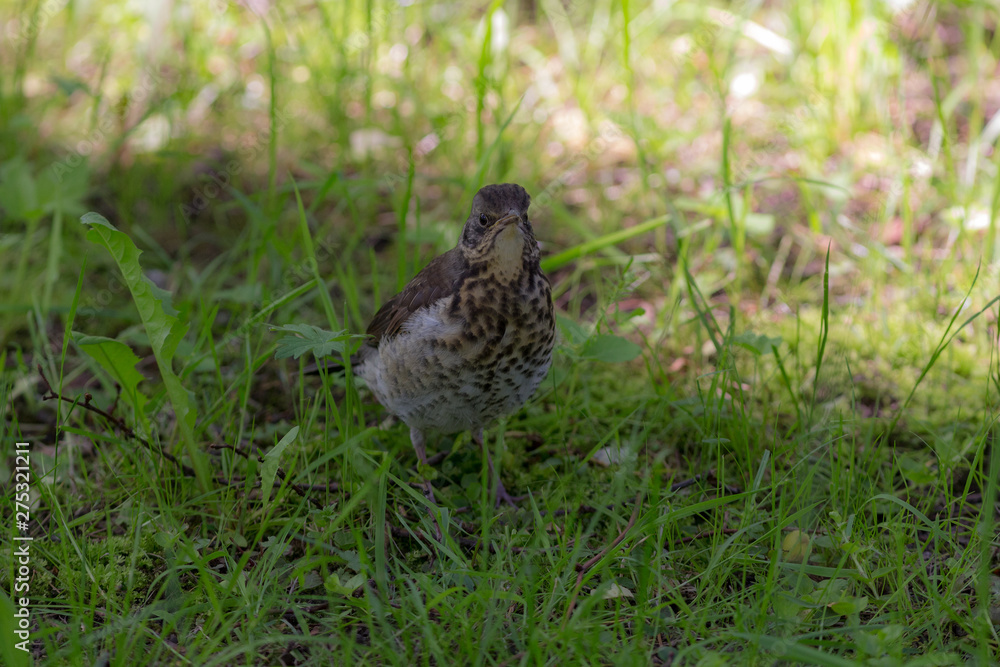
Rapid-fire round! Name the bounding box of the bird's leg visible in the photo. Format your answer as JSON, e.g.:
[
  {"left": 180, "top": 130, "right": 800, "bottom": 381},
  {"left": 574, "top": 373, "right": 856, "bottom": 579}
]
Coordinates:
[
  {"left": 410, "top": 427, "right": 443, "bottom": 540},
  {"left": 410, "top": 427, "right": 436, "bottom": 503},
  {"left": 474, "top": 429, "right": 519, "bottom": 508}
]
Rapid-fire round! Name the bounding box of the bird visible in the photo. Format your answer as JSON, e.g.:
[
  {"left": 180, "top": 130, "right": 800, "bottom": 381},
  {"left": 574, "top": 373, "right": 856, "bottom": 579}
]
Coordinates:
[{"left": 351, "top": 183, "right": 555, "bottom": 511}]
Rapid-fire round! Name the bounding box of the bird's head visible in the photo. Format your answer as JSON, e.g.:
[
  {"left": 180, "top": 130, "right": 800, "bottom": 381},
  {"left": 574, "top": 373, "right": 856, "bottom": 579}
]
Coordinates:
[{"left": 459, "top": 183, "right": 538, "bottom": 282}]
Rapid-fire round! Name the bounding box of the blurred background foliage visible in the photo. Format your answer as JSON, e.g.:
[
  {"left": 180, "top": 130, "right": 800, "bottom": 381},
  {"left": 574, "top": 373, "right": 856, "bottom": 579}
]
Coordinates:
[{"left": 2, "top": 0, "right": 998, "bottom": 426}]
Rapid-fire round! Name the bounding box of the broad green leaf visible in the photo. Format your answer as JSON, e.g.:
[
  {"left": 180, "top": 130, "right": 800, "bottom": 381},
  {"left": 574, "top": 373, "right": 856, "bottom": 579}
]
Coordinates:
[
  {"left": 74, "top": 333, "right": 150, "bottom": 429},
  {"left": 40, "top": 158, "right": 90, "bottom": 218},
  {"left": 732, "top": 332, "right": 782, "bottom": 356},
  {"left": 80, "top": 212, "right": 203, "bottom": 482},
  {"left": 772, "top": 592, "right": 808, "bottom": 621},
  {"left": 805, "top": 578, "right": 849, "bottom": 605},
  {"left": 51, "top": 75, "right": 91, "bottom": 96},
  {"left": 0, "top": 156, "right": 41, "bottom": 223},
  {"left": 581, "top": 334, "right": 642, "bottom": 363},
  {"left": 556, "top": 313, "right": 588, "bottom": 346},
  {"left": 896, "top": 453, "right": 937, "bottom": 486},
  {"left": 271, "top": 324, "right": 357, "bottom": 359},
  {"left": 82, "top": 214, "right": 187, "bottom": 360},
  {"left": 261, "top": 425, "right": 299, "bottom": 505},
  {"left": 829, "top": 596, "right": 868, "bottom": 616},
  {"left": 325, "top": 572, "right": 365, "bottom": 597}
]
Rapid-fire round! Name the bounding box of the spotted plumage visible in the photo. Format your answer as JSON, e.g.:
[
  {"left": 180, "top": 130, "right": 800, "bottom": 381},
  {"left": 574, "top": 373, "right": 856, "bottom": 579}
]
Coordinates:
[{"left": 353, "top": 183, "right": 555, "bottom": 508}]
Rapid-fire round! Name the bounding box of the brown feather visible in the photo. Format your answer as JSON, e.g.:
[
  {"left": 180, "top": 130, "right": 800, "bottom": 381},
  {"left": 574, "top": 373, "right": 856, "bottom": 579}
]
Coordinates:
[{"left": 365, "top": 246, "right": 467, "bottom": 344}]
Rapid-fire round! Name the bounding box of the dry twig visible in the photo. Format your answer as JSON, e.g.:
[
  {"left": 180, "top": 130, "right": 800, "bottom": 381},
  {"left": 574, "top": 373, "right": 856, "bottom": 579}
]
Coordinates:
[
  {"left": 563, "top": 491, "right": 643, "bottom": 625},
  {"left": 38, "top": 364, "right": 322, "bottom": 508}
]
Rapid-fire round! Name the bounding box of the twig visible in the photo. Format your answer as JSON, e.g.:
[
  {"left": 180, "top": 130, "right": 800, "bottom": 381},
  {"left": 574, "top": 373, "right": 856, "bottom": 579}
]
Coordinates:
[
  {"left": 670, "top": 470, "right": 741, "bottom": 495},
  {"left": 563, "top": 491, "right": 643, "bottom": 625},
  {"left": 281, "top": 601, "right": 330, "bottom": 624},
  {"left": 302, "top": 482, "right": 341, "bottom": 492},
  {"left": 669, "top": 475, "right": 702, "bottom": 493},
  {"left": 425, "top": 451, "right": 448, "bottom": 466},
  {"left": 38, "top": 364, "right": 323, "bottom": 509},
  {"left": 675, "top": 527, "right": 741, "bottom": 544},
  {"left": 37, "top": 364, "right": 197, "bottom": 477}
]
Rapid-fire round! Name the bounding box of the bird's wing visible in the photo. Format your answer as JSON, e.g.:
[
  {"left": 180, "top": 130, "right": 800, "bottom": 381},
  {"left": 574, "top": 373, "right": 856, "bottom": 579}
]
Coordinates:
[{"left": 365, "top": 247, "right": 466, "bottom": 344}]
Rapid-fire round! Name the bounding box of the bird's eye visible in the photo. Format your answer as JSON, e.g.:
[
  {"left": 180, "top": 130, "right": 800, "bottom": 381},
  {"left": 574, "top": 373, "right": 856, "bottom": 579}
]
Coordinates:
[{"left": 479, "top": 213, "right": 489, "bottom": 226}]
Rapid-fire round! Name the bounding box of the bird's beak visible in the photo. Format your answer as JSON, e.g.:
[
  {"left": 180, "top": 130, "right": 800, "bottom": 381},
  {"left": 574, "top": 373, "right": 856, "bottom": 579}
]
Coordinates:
[{"left": 495, "top": 213, "right": 521, "bottom": 228}]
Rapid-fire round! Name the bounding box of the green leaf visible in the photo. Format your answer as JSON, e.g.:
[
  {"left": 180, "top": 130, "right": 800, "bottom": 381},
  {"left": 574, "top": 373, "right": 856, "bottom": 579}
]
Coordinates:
[
  {"left": 271, "top": 323, "right": 357, "bottom": 360},
  {"left": 80, "top": 212, "right": 203, "bottom": 482},
  {"left": 803, "top": 578, "right": 851, "bottom": 607},
  {"left": 261, "top": 425, "right": 299, "bottom": 505},
  {"left": 51, "top": 75, "right": 91, "bottom": 97},
  {"left": 732, "top": 332, "right": 782, "bottom": 356},
  {"left": 74, "top": 334, "right": 150, "bottom": 428},
  {"left": 147, "top": 281, "right": 179, "bottom": 318},
  {"left": 581, "top": 334, "right": 642, "bottom": 363},
  {"left": 80, "top": 211, "right": 115, "bottom": 230},
  {"left": 896, "top": 453, "right": 937, "bottom": 486},
  {"left": 325, "top": 572, "right": 365, "bottom": 597},
  {"left": 40, "top": 158, "right": 90, "bottom": 218},
  {"left": 81, "top": 215, "right": 188, "bottom": 361},
  {"left": 829, "top": 596, "right": 868, "bottom": 616},
  {"left": 772, "top": 592, "right": 808, "bottom": 621},
  {"left": 0, "top": 157, "right": 41, "bottom": 223},
  {"left": 556, "top": 314, "right": 588, "bottom": 346}
]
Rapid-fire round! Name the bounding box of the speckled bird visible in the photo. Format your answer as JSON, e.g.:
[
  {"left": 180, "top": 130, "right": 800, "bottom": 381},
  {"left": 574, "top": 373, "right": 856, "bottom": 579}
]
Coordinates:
[{"left": 353, "top": 183, "right": 555, "bottom": 507}]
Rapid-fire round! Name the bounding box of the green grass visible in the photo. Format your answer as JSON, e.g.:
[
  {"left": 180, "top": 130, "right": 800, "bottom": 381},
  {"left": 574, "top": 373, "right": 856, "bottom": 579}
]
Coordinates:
[{"left": 2, "top": 0, "right": 1000, "bottom": 664}]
